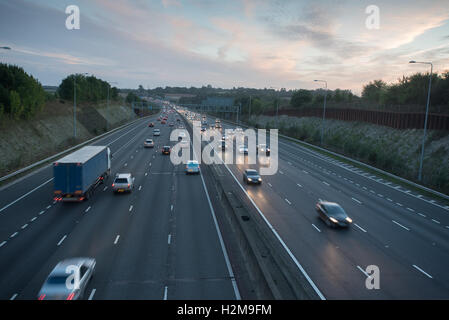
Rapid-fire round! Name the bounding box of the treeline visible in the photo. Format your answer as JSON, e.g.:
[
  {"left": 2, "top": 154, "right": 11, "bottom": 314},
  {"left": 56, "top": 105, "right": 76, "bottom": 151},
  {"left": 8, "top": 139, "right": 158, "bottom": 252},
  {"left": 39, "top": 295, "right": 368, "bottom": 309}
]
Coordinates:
[
  {"left": 58, "top": 74, "right": 119, "bottom": 103},
  {"left": 362, "top": 72, "right": 449, "bottom": 108},
  {"left": 290, "top": 88, "right": 357, "bottom": 109},
  {"left": 0, "top": 63, "right": 46, "bottom": 119}
]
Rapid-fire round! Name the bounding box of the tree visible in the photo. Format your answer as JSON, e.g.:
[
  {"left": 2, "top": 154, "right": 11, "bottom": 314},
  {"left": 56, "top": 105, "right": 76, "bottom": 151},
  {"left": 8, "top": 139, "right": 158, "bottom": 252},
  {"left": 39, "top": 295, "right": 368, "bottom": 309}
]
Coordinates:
[
  {"left": 362, "top": 80, "right": 387, "bottom": 103},
  {"left": 290, "top": 89, "right": 312, "bottom": 108},
  {"left": 9, "top": 90, "right": 22, "bottom": 119}
]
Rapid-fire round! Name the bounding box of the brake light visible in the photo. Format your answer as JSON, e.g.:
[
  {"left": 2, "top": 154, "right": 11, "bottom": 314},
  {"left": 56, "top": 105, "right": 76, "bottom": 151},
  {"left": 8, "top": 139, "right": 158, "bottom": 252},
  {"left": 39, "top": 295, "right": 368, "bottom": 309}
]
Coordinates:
[
  {"left": 67, "top": 292, "right": 75, "bottom": 300},
  {"left": 112, "top": 183, "right": 115, "bottom": 187},
  {"left": 128, "top": 184, "right": 130, "bottom": 187},
  {"left": 38, "top": 294, "right": 46, "bottom": 300}
]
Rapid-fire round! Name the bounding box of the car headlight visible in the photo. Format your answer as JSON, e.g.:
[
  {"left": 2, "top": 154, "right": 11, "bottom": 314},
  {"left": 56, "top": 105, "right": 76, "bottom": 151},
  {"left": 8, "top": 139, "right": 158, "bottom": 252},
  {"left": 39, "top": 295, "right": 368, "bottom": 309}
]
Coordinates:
[
  {"left": 346, "top": 217, "right": 353, "bottom": 223},
  {"left": 247, "top": 178, "right": 252, "bottom": 181},
  {"left": 258, "top": 178, "right": 262, "bottom": 181},
  {"left": 329, "top": 217, "right": 338, "bottom": 223}
]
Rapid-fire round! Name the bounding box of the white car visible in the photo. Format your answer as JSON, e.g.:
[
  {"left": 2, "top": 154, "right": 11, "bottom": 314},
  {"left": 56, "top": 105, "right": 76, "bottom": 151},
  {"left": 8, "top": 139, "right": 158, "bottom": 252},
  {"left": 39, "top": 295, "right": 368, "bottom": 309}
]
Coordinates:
[
  {"left": 153, "top": 129, "right": 160, "bottom": 136},
  {"left": 144, "top": 139, "right": 154, "bottom": 148},
  {"left": 112, "top": 173, "right": 135, "bottom": 193}
]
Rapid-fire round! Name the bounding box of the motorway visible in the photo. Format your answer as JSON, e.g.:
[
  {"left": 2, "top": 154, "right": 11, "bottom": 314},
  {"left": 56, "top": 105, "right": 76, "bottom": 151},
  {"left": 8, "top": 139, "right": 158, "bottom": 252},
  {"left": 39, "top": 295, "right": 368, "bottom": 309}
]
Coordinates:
[
  {"left": 191, "top": 113, "right": 449, "bottom": 299},
  {"left": 0, "top": 112, "right": 239, "bottom": 300}
]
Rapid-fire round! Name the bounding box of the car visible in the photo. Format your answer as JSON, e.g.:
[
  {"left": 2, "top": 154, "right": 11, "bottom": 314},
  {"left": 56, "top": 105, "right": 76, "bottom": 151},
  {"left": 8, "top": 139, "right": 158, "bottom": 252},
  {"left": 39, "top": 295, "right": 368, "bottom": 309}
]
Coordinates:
[
  {"left": 162, "top": 146, "right": 171, "bottom": 155},
  {"left": 161, "top": 120, "right": 166, "bottom": 124},
  {"left": 148, "top": 122, "right": 154, "bottom": 127},
  {"left": 201, "top": 126, "right": 206, "bottom": 132},
  {"left": 157, "top": 118, "right": 161, "bottom": 121},
  {"left": 112, "top": 173, "right": 135, "bottom": 193},
  {"left": 257, "top": 144, "right": 271, "bottom": 156},
  {"left": 221, "top": 140, "right": 226, "bottom": 151},
  {"left": 185, "top": 160, "right": 200, "bottom": 174},
  {"left": 153, "top": 129, "right": 160, "bottom": 136},
  {"left": 144, "top": 139, "right": 154, "bottom": 148},
  {"left": 315, "top": 200, "right": 353, "bottom": 228},
  {"left": 238, "top": 145, "right": 248, "bottom": 155},
  {"left": 169, "top": 122, "right": 174, "bottom": 127},
  {"left": 176, "top": 118, "right": 181, "bottom": 122},
  {"left": 38, "top": 258, "right": 96, "bottom": 300},
  {"left": 243, "top": 169, "right": 262, "bottom": 184}
]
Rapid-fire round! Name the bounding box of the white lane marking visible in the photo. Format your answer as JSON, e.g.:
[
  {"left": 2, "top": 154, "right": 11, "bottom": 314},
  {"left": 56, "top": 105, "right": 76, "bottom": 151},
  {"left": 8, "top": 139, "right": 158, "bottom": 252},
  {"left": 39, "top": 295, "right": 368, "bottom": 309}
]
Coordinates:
[
  {"left": 129, "top": 205, "right": 133, "bottom": 212},
  {"left": 268, "top": 182, "right": 272, "bottom": 187},
  {"left": 431, "top": 219, "right": 440, "bottom": 224},
  {"left": 145, "top": 172, "right": 148, "bottom": 176},
  {"left": 285, "top": 198, "right": 291, "bottom": 205},
  {"left": 377, "top": 194, "right": 384, "bottom": 198},
  {"left": 10, "top": 293, "right": 18, "bottom": 300},
  {"left": 392, "top": 220, "right": 410, "bottom": 231},
  {"left": 124, "top": 163, "right": 128, "bottom": 167},
  {"left": 10, "top": 232, "right": 18, "bottom": 238},
  {"left": 46, "top": 205, "right": 51, "bottom": 209},
  {"left": 57, "top": 235, "right": 67, "bottom": 246},
  {"left": 407, "top": 208, "right": 415, "bottom": 212},
  {"left": 30, "top": 217, "right": 37, "bottom": 222},
  {"left": 322, "top": 181, "right": 330, "bottom": 186},
  {"left": 0, "top": 178, "right": 53, "bottom": 214},
  {"left": 357, "top": 266, "right": 370, "bottom": 277},
  {"left": 396, "top": 203, "right": 403, "bottom": 207},
  {"left": 387, "top": 198, "right": 393, "bottom": 202},
  {"left": 168, "top": 234, "right": 172, "bottom": 245},
  {"left": 21, "top": 224, "right": 28, "bottom": 229},
  {"left": 39, "top": 210, "right": 44, "bottom": 215},
  {"left": 352, "top": 197, "right": 362, "bottom": 204},
  {"left": 138, "top": 185, "right": 142, "bottom": 191},
  {"left": 149, "top": 163, "right": 152, "bottom": 166},
  {"left": 88, "top": 289, "right": 96, "bottom": 300},
  {"left": 163, "top": 286, "right": 168, "bottom": 300},
  {"left": 412, "top": 265, "right": 433, "bottom": 279},
  {"left": 103, "top": 186, "right": 108, "bottom": 191},
  {"left": 417, "top": 212, "right": 426, "bottom": 217},
  {"left": 445, "top": 226, "right": 449, "bottom": 229},
  {"left": 312, "top": 224, "right": 321, "bottom": 232},
  {"left": 297, "top": 183, "right": 303, "bottom": 188},
  {"left": 302, "top": 170, "right": 309, "bottom": 174},
  {"left": 85, "top": 206, "right": 91, "bottom": 213},
  {"left": 354, "top": 223, "right": 367, "bottom": 233},
  {"left": 221, "top": 162, "right": 324, "bottom": 300},
  {"left": 0, "top": 241, "right": 6, "bottom": 247},
  {"left": 288, "top": 161, "right": 292, "bottom": 165},
  {"left": 170, "top": 205, "right": 173, "bottom": 211},
  {"left": 114, "top": 235, "right": 120, "bottom": 245},
  {"left": 279, "top": 170, "right": 284, "bottom": 174}
]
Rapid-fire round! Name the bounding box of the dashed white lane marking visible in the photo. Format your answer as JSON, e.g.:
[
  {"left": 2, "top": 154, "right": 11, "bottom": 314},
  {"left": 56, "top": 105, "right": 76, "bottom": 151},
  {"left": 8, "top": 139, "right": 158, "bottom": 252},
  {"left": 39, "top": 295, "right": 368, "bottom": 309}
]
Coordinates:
[
  {"left": 57, "top": 235, "right": 67, "bottom": 246},
  {"left": 170, "top": 205, "right": 173, "bottom": 211},
  {"left": 168, "top": 234, "right": 172, "bottom": 244},
  {"left": 103, "top": 186, "right": 108, "bottom": 191},
  {"left": 46, "top": 205, "right": 51, "bottom": 209},
  {"left": 10, "top": 232, "right": 18, "bottom": 238},
  {"left": 88, "top": 289, "right": 96, "bottom": 300},
  {"left": 279, "top": 170, "right": 284, "bottom": 175},
  {"left": 357, "top": 266, "right": 370, "bottom": 277},
  {"left": 312, "top": 224, "right": 321, "bottom": 232},
  {"left": 431, "top": 219, "right": 440, "bottom": 224},
  {"left": 10, "top": 293, "right": 18, "bottom": 300},
  {"left": 302, "top": 170, "right": 309, "bottom": 174},
  {"left": 145, "top": 172, "right": 148, "bottom": 176},
  {"left": 30, "top": 217, "right": 37, "bottom": 222},
  {"left": 417, "top": 212, "right": 426, "bottom": 217},
  {"left": 407, "top": 208, "right": 415, "bottom": 212},
  {"left": 114, "top": 235, "right": 120, "bottom": 245},
  {"left": 322, "top": 181, "right": 330, "bottom": 186},
  {"left": 392, "top": 220, "right": 410, "bottom": 231},
  {"left": 352, "top": 197, "right": 362, "bottom": 204},
  {"left": 412, "top": 265, "right": 433, "bottom": 279},
  {"left": 39, "top": 210, "right": 44, "bottom": 215},
  {"left": 288, "top": 162, "right": 292, "bottom": 165},
  {"left": 285, "top": 199, "right": 291, "bottom": 205},
  {"left": 129, "top": 205, "right": 133, "bottom": 212},
  {"left": 138, "top": 186, "right": 142, "bottom": 191},
  {"left": 297, "top": 183, "right": 303, "bottom": 188},
  {"left": 354, "top": 223, "right": 367, "bottom": 233},
  {"left": 396, "top": 203, "right": 403, "bottom": 207},
  {"left": 268, "top": 182, "right": 272, "bottom": 187},
  {"left": 21, "top": 224, "right": 28, "bottom": 229},
  {"left": 85, "top": 206, "right": 91, "bottom": 213},
  {"left": 387, "top": 198, "right": 393, "bottom": 202},
  {"left": 377, "top": 194, "right": 384, "bottom": 198},
  {"left": 163, "top": 286, "right": 168, "bottom": 300},
  {"left": 0, "top": 241, "right": 6, "bottom": 247}
]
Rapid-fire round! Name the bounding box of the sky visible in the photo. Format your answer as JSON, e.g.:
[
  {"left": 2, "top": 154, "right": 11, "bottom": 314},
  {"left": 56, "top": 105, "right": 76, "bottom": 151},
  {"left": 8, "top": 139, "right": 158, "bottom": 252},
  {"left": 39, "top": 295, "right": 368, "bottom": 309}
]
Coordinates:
[{"left": 0, "top": 0, "right": 448, "bottom": 94}]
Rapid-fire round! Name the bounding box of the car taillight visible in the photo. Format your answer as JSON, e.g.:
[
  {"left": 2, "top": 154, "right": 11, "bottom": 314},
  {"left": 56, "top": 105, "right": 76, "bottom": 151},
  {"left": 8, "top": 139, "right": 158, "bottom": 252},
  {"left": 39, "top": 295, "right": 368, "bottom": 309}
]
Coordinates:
[
  {"left": 112, "top": 183, "right": 115, "bottom": 187},
  {"left": 38, "top": 294, "right": 46, "bottom": 300},
  {"left": 67, "top": 292, "right": 75, "bottom": 300},
  {"left": 128, "top": 184, "right": 130, "bottom": 187}
]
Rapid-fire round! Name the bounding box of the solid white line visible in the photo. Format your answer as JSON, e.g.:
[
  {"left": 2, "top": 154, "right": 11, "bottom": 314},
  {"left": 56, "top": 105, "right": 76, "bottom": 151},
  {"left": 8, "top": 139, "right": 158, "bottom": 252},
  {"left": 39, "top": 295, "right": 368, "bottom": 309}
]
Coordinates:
[
  {"left": 417, "top": 212, "right": 426, "bottom": 217},
  {"left": 85, "top": 206, "right": 91, "bottom": 213},
  {"left": 168, "top": 234, "right": 171, "bottom": 245},
  {"left": 0, "top": 241, "right": 6, "bottom": 247},
  {"left": 412, "top": 265, "right": 433, "bottom": 279},
  {"left": 170, "top": 205, "right": 173, "bottom": 211},
  {"left": 392, "top": 220, "right": 410, "bottom": 231},
  {"left": 357, "top": 266, "right": 369, "bottom": 277},
  {"left": 302, "top": 170, "right": 309, "bottom": 174},
  {"left": 387, "top": 198, "right": 393, "bottom": 202},
  {"left": 279, "top": 170, "right": 284, "bottom": 174},
  {"left": 268, "top": 182, "right": 272, "bottom": 187},
  {"left": 163, "top": 286, "right": 168, "bottom": 300},
  {"left": 30, "top": 216, "right": 37, "bottom": 222},
  {"left": 10, "top": 293, "right": 18, "bottom": 300},
  {"left": 312, "top": 224, "right": 321, "bottom": 232},
  {"left": 352, "top": 197, "right": 362, "bottom": 204},
  {"left": 57, "top": 235, "right": 67, "bottom": 246},
  {"left": 396, "top": 203, "right": 403, "bottom": 207},
  {"left": 285, "top": 198, "right": 291, "bottom": 205},
  {"left": 322, "top": 181, "right": 330, "bottom": 186},
  {"left": 21, "top": 224, "right": 28, "bottom": 229},
  {"left": 88, "top": 289, "right": 96, "bottom": 300},
  {"left": 0, "top": 178, "right": 53, "bottom": 214},
  {"left": 103, "top": 186, "right": 108, "bottom": 191},
  {"left": 114, "top": 235, "right": 120, "bottom": 245},
  {"left": 354, "top": 223, "right": 367, "bottom": 233},
  {"left": 129, "top": 205, "right": 133, "bottom": 212},
  {"left": 10, "top": 232, "right": 18, "bottom": 238},
  {"left": 221, "top": 162, "right": 324, "bottom": 300}
]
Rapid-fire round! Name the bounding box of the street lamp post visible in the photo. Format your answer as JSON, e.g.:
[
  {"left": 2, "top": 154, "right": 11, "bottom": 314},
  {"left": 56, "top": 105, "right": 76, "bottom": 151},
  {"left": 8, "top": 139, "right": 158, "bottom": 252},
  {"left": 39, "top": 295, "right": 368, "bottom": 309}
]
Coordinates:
[
  {"left": 106, "top": 81, "right": 118, "bottom": 132},
  {"left": 409, "top": 60, "right": 433, "bottom": 182},
  {"left": 314, "top": 80, "right": 328, "bottom": 145},
  {"left": 269, "top": 87, "right": 279, "bottom": 126},
  {"left": 0, "top": 46, "right": 11, "bottom": 50},
  {"left": 73, "top": 73, "right": 88, "bottom": 138}
]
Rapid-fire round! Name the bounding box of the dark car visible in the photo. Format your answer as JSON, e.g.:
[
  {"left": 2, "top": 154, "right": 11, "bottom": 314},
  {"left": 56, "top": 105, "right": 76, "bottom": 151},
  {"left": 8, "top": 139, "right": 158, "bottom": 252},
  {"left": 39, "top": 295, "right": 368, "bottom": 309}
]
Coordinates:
[
  {"left": 243, "top": 169, "right": 262, "bottom": 184},
  {"left": 148, "top": 122, "right": 154, "bottom": 127},
  {"left": 256, "top": 144, "right": 271, "bottom": 156},
  {"left": 316, "top": 201, "right": 353, "bottom": 228},
  {"left": 162, "top": 146, "right": 171, "bottom": 155},
  {"left": 221, "top": 140, "right": 226, "bottom": 151}
]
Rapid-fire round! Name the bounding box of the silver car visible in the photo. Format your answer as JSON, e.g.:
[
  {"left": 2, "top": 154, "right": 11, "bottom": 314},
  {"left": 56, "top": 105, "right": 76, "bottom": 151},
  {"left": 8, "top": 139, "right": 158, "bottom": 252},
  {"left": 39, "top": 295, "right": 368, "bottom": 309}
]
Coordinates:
[
  {"left": 38, "top": 258, "right": 96, "bottom": 300},
  {"left": 112, "top": 173, "right": 135, "bottom": 193}
]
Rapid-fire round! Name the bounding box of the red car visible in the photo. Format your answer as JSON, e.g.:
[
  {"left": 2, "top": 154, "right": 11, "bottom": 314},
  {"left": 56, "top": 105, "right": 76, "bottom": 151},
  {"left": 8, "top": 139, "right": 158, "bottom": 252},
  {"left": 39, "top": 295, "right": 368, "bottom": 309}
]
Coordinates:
[{"left": 161, "top": 120, "right": 166, "bottom": 124}]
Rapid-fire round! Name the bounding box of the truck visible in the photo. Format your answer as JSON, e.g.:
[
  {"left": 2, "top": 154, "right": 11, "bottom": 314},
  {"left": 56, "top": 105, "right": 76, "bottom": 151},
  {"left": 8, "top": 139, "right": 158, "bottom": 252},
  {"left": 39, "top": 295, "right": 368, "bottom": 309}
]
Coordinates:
[{"left": 53, "top": 146, "right": 112, "bottom": 202}]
